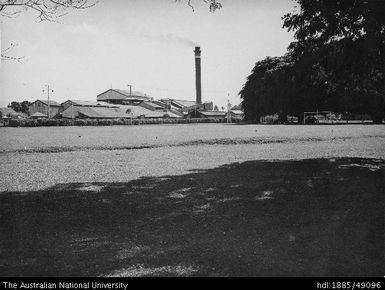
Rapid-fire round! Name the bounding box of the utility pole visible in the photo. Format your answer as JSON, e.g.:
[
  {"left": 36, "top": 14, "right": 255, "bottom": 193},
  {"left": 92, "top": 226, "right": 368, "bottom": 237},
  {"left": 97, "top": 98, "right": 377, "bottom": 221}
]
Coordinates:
[
  {"left": 227, "top": 95, "right": 232, "bottom": 124},
  {"left": 71, "top": 100, "right": 74, "bottom": 123},
  {"left": 43, "top": 85, "right": 54, "bottom": 119}
]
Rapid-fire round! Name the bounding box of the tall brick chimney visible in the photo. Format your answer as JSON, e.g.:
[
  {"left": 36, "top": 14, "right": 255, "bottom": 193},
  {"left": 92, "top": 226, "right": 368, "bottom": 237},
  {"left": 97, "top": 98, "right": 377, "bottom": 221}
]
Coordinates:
[{"left": 194, "top": 46, "right": 202, "bottom": 105}]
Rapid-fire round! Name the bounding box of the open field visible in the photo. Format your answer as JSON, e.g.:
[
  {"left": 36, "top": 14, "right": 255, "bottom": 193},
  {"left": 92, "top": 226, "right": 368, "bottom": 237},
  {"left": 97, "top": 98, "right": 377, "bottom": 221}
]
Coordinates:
[
  {"left": 0, "top": 124, "right": 384, "bottom": 276},
  {"left": 0, "top": 124, "right": 384, "bottom": 192}
]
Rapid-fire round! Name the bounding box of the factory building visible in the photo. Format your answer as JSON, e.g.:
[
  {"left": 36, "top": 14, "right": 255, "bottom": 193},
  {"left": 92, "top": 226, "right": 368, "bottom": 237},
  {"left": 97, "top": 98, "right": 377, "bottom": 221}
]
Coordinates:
[
  {"left": 28, "top": 100, "right": 62, "bottom": 118},
  {"left": 22, "top": 47, "right": 242, "bottom": 122}
]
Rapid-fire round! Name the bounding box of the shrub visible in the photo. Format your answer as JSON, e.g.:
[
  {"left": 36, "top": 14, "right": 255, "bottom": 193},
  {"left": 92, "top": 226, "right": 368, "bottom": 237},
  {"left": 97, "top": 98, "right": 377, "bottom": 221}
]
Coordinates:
[
  {"left": 31, "top": 119, "right": 38, "bottom": 127},
  {"left": 58, "top": 119, "right": 69, "bottom": 126},
  {"left": 112, "top": 119, "right": 124, "bottom": 125},
  {"left": 8, "top": 119, "right": 21, "bottom": 127},
  {"left": 123, "top": 119, "right": 132, "bottom": 125},
  {"left": 45, "top": 119, "right": 59, "bottom": 126},
  {"left": 84, "top": 119, "right": 96, "bottom": 126},
  {"left": 97, "top": 119, "right": 106, "bottom": 126},
  {"left": 74, "top": 119, "right": 86, "bottom": 126},
  {"left": 97, "top": 119, "right": 113, "bottom": 126}
]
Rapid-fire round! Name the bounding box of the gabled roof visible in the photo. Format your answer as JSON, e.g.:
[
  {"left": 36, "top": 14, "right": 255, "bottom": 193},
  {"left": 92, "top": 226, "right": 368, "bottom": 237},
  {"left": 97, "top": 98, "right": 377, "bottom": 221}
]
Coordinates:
[
  {"left": 97, "top": 89, "right": 151, "bottom": 101},
  {"left": 32, "top": 99, "right": 61, "bottom": 106},
  {"left": 114, "top": 89, "right": 150, "bottom": 98}
]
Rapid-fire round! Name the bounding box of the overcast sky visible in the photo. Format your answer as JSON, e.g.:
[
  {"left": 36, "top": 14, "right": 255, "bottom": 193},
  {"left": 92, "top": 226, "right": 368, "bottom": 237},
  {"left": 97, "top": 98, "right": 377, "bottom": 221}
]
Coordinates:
[{"left": 0, "top": 0, "right": 295, "bottom": 108}]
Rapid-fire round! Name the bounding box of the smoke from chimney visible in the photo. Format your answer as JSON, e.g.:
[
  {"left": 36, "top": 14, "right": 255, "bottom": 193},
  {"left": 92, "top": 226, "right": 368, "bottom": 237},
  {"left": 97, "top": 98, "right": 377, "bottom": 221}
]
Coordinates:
[
  {"left": 144, "top": 33, "right": 198, "bottom": 47},
  {"left": 194, "top": 46, "right": 202, "bottom": 105}
]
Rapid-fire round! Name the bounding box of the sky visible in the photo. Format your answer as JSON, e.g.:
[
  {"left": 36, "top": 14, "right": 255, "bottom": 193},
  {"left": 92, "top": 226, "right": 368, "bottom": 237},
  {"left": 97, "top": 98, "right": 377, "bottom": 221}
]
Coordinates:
[{"left": 0, "top": 0, "right": 296, "bottom": 108}]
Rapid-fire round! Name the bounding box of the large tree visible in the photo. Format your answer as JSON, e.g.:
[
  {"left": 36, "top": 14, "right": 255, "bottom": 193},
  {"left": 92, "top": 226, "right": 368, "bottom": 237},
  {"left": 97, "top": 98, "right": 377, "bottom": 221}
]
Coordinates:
[
  {"left": 282, "top": 0, "right": 385, "bottom": 123},
  {"left": 239, "top": 55, "right": 296, "bottom": 122},
  {"left": 241, "top": 0, "right": 384, "bottom": 123},
  {"left": 7, "top": 100, "right": 31, "bottom": 114}
]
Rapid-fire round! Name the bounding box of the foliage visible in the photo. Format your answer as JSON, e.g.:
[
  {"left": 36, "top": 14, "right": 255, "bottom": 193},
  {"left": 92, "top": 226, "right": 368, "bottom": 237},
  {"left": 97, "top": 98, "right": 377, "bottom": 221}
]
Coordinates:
[
  {"left": 7, "top": 101, "right": 31, "bottom": 114},
  {"left": 175, "top": 0, "right": 222, "bottom": 12},
  {"left": 4, "top": 117, "right": 229, "bottom": 127},
  {"left": 282, "top": 0, "right": 385, "bottom": 123},
  {"left": 240, "top": 0, "right": 385, "bottom": 123},
  {"left": 0, "top": 0, "right": 96, "bottom": 61},
  {"left": 239, "top": 55, "right": 296, "bottom": 122},
  {"left": 0, "top": 0, "right": 96, "bottom": 22}
]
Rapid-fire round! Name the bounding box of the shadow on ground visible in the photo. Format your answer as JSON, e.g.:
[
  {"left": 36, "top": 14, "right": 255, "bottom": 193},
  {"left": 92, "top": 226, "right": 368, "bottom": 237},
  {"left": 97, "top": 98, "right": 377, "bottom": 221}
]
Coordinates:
[{"left": 0, "top": 158, "right": 384, "bottom": 277}]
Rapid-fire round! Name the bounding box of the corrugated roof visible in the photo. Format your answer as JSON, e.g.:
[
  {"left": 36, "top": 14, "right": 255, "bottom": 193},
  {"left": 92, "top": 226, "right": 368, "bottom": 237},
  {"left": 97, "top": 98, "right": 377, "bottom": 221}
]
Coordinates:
[
  {"left": 141, "top": 101, "right": 164, "bottom": 109},
  {"left": 117, "top": 105, "right": 154, "bottom": 118},
  {"left": 172, "top": 99, "right": 196, "bottom": 108},
  {"left": 63, "top": 100, "right": 98, "bottom": 106},
  {"left": 0, "top": 107, "right": 17, "bottom": 115},
  {"left": 97, "top": 89, "right": 151, "bottom": 102},
  {"left": 199, "top": 110, "right": 227, "bottom": 117},
  {"left": 114, "top": 89, "right": 150, "bottom": 99},
  {"left": 62, "top": 100, "right": 117, "bottom": 107},
  {"left": 83, "top": 107, "right": 129, "bottom": 118},
  {"left": 151, "top": 100, "right": 167, "bottom": 107},
  {"left": 97, "top": 101, "right": 118, "bottom": 107},
  {"left": 0, "top": 107, "right": 27, "bottom": 118},
  {"left": 61, "top": 104, "right": 182, "bottom": 119},
  {"left": 30, "top": 112, "right": 48, "bottom": 117},
  {"left": 37, "top": 100, "right": 61, "bottom": 106},
  {"left": 62, "top": 106, "right": 129, "bottom": 119},
  {"left": 76, "top": 107, "right": 102, "bottom": 118},
  {"left": 117, "top": 105, "right": 181, "bottom": 118}
]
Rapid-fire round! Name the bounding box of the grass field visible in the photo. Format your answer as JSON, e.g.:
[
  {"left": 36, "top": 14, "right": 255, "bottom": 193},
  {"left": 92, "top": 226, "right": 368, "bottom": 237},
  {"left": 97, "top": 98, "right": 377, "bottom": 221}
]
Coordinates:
[{"left": 0, "top": 124, "right": 384, "bottom": 276}]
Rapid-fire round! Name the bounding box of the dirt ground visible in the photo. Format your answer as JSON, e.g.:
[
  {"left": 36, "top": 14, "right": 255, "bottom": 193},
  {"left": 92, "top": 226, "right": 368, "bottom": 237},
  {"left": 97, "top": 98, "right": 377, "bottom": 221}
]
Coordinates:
[{"left": 0, "top": 157, "right": 383, "bottom": 277}]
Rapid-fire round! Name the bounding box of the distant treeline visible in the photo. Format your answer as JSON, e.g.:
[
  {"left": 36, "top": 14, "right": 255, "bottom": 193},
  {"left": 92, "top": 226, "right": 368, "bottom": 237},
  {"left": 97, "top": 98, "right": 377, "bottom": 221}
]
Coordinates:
[
  {"left": 4, "top": 118, "right": 240, "bottom": 127},
  {"left": 240, "top": 0, "right": 384, "bottom": 124}
]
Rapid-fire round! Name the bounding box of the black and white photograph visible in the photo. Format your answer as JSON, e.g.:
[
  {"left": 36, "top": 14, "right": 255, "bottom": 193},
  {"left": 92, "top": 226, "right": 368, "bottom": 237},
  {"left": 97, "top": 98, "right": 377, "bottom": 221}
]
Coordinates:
[{"left": 0, "top": 0, "right": 384, "bottom": 280}]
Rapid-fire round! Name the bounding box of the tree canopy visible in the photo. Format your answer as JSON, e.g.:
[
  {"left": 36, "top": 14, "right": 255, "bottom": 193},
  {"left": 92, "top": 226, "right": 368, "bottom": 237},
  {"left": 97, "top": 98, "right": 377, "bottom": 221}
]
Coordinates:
[
  {"left": 8, "top": 100, "right": 31, "bottom": 114},
  {"left": 240, "top": 0, "right": 385, "bottom": 123}
]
